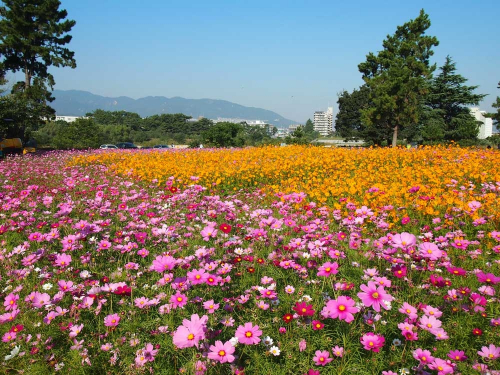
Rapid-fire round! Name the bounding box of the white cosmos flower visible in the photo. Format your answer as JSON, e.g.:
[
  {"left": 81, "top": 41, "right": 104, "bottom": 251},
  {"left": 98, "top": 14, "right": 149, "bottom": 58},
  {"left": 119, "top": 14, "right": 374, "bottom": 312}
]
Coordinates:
[
  {"left": 229, "top": 337, "right": 239, "bottom": 347},
  {"left": 269, "top": 346, "right": 281, "bottom": 356},
  {"left": 4, "top": 346, "right": 20, "bottom": 361}
]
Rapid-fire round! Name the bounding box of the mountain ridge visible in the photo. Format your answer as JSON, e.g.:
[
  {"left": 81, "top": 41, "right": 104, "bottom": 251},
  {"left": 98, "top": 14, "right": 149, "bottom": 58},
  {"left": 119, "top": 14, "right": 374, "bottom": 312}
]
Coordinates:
[{"left": 52, "top": 90, "right": 298, "bottom": 127}]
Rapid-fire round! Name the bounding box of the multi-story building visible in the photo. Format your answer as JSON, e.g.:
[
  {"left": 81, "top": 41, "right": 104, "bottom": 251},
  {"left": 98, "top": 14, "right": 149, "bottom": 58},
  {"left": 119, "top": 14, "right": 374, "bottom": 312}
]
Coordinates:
[
  {"left": 55, "top": 115, "right": 83, "bottom": 123},
  {"left": 470, "top": 107, "right": 493, "bottom": 139},
  {"left": 313, "top": 107, "right": 333, "bottom": 136}
]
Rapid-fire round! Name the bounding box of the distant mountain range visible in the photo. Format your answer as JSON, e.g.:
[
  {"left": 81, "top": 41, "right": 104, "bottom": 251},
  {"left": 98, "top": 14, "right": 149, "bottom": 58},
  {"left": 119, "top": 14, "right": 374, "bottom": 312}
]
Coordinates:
[{"left": 51, "top": 90, "right": 297, "bottom": 127}]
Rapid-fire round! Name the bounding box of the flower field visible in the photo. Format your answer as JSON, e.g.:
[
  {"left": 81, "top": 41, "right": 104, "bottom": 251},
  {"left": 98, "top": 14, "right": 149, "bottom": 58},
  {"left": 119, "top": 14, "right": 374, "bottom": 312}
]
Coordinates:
[{"left": 1, "top": 145, "right": 500, "bottom": 375}]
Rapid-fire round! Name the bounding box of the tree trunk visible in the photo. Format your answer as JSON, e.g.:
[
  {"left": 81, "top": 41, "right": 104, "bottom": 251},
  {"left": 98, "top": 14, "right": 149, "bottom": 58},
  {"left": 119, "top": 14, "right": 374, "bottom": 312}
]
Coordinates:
[
  {"left": 24, "top": 65, "right": 30, "bottom": 89},
  {"left": 392, "top": 124, "right": 398, "bottom": 147}
]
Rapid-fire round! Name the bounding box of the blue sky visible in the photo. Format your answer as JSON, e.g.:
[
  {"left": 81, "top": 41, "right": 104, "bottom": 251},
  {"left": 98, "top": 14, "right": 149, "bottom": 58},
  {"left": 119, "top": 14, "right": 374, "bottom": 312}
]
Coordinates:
[{"left": 39, "top": 0, "right": 500, "bottom": 122}]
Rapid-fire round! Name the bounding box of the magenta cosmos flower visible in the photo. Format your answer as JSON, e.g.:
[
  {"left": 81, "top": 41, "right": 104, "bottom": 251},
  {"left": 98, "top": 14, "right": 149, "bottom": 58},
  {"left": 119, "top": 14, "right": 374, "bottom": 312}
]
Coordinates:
[
  {"left": 207, "top": 340, "right": 235, "bottom": 363},
  {"left": 313, "top": 350, "right": 333, "bottom": 366},
  {"left": 357, "top": 281, "right": 393, "bottom": 312},
  {"left": 104, "top": 313, "right": 120, "bottom": 327},
  {"left": 235, "top": 322, "right": 262, "bottom": 345},
  {"left": 317, "top": 261, "right": 339, "bottom": 277},
  {"left": 360, "top": 332, "right": 385, "bottom": 352},
  {"left": 477, "top": 272, "right": 500, "bottom": 285},
  {"left": 293, "top": 302, "right": 315, "bottom": 317},
  {"left": 324, "top": 296, "right": 358, "bottom": 323}
]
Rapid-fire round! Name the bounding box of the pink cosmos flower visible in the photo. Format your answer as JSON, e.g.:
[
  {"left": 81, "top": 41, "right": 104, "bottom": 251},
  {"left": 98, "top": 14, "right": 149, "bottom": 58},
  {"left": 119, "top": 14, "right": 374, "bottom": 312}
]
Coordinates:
[
  {"left": 170, "top": 291, "right": 188, "bottom": 308},
  {"left": 313, "top": 350, "right": 333, "bottom": 366},
  {"left": 299, "top": 339, "right": 307, "bottom": 352},
  {"left": 58, "top": 280, "right": 74, "bottom": 293},
  {"left": 477, "top": 272, "right": 500, "bottom": 285},
  {"left": 413, "top": 348, "right": 435, "bottom": 364},
  {"left": 187, "top": 268, "right": 208, "bottom": 285},
  {"left": 104, "top": 313, "right": 120, "bottom": 327},
  {"left": 317, "top": 261, "right": 339, "bottom": 277},
  {"left": 357, "top": 281, "right": 393, "bottom": 312},
  {"left": 135, "top": 297, "right": 150, "bottom": 309},
  {"left": 447, "top": 350, "right": 467, "bottom": 362},
  {"left": 324, "top": 296, "right": 358, "bottom": 323},
  {"left": 172, "top": 314, "right": 208, "bottom": 349},
  {"left": 97, "top": 239, "right": 112, "bottom": 251},
  {"left": 207, "top": 340, "right": 235, "bottom": 363},
  {"left": 422, "top": 305, "right": 442, "bottom": 318},
  {"left": 69, "top": 324, "right": 84, "bottom": 338},
  {"left": 54, "top": 253, "right": 71, "bottom": 267},
  {"left": 419, "top": 242, "right": 443, "bottom": 260},
  {"left": 150, "top": 255, "right": 176, "bottom": 273},
  {"left": 360, "top": 332, "right": 385, "bottom": 352},
  {"left": 398, "top": 302, "right": 418, "bottom": 320},
  {"left": 31, "top": 292, "right": 51, "bottom": 308},
  {"left": 391, "top": 232, "right": 416, "bottom": 248},
  {"left": 3, "top": 294, "right": 19, "bottom": 311},
  {"left": 478, "top": 344, "right": 500, "bottom": 360},
  {"left": 203, "top": 299, "right": 220, "bottom": 313},
  {"left": 419, "top": 315, "right": 442, "bottom": 331},
  {"left": 428, "top": 358, "right": 454, "bottom": 374},
  {"left": 332, "top": 345, "right": 344, "bottom": 357},
  {"left": 235, "top": 322, "right": 262, "bottom": 345},
  {"left": 201, "top": 225, "right": 217, "bottom": 240}
]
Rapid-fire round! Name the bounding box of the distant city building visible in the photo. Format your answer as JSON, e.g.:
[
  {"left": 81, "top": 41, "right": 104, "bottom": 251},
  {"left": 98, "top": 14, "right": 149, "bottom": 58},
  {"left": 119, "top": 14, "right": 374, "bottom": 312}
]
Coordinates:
[
  {"left": 186, "top": 116, "right": 204, "bottom": 123},
  {"left": 288, "top": 124, "right": 301, "bottom": 133},
  {"left": 212, "top": 117, "right": 268, "bottom": 126},
  {"left": 470, "top": 107, "right": 493, "bottom": 139},
  {"left": 313, "top": 107, "right": 333, "bottom": 136},
  {"left": 55, "top": 115, "right": 83, "bottom": 123}
]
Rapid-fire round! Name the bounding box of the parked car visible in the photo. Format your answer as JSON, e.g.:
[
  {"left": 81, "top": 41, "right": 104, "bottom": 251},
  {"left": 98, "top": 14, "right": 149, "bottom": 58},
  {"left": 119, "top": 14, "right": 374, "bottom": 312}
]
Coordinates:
[
  {"left": 99, "top": 144, "right": 118, "bottom": 149},
  {"left": 153, "top": 144, "right": 170, "bottom": 149},
  {"left": 115, "top": 142, "right": 138, "bottom": 149}
]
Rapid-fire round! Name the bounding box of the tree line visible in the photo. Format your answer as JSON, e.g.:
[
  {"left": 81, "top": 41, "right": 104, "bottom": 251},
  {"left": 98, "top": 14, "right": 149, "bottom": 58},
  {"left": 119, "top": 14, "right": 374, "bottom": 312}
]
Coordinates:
[
  {"left": 335, "top": 10, "right": 498, "bottom": 147},
  {"left": 32, "top": 110, "right": 279, "bottom": 149}
]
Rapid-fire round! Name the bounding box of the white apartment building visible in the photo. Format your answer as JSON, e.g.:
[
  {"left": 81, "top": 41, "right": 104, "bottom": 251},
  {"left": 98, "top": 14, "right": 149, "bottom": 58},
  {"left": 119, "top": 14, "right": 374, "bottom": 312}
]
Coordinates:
[
  {"left": 55, "top": 115, "right": 83, "bottom": 123},
  {"left": 313, "top": 107, "right": 333, "bottom": 136},
  {"left": 470, "top": 107, "right": 493, "bottom": 139}
]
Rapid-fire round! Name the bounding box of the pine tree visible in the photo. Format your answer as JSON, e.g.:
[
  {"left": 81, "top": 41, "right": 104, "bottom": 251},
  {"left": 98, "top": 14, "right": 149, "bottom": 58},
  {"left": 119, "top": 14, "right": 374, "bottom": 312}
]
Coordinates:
[
  {"left": 0, "top": 0, "right": 76, "bottom": 137},
  {"left": 426, "top": 56, "right": 486, "bottom": 140},
  {"left": 358, "top": 9, "right": 439, "bottom": 147}
]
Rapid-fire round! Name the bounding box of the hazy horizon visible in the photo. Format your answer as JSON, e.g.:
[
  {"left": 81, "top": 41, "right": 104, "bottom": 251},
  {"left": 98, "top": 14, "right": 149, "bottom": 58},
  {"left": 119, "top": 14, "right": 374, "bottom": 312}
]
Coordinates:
[{"left": 10, "top": 0, "right": 500, "bottom": 123}]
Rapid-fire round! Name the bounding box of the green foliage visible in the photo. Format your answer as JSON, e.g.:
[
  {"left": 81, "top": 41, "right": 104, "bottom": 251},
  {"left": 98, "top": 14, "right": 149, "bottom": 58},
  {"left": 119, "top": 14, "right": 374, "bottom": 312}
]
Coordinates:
[
  {"left": 202, "top": 122, "right": 245, "bottom": 148},
  {"left": 51, "top": 118, "right": 103, "bottom": 149},
  {"left": 490, "top": 81, "right": 500, "bottom": 131},
  {"left": 426, "top": 56, "right": 485, "bottom": 141},
  {"left": 284, "top": 126, "right": 309, "bottom": 145},
  {"left": 304, "top": 119, "right": 314, "bottom": 133},
  {"left": 335, "top": 85, "right": 371, "bottom": 140},
  {"left": 0, "top": 0, "right": 76, "bottom": 139},
  {"left": 358, "top": 9, "right": 439, "bottom": 147},
  {"left": 419, "top": 108, "right": 446, "bottom": 142}
]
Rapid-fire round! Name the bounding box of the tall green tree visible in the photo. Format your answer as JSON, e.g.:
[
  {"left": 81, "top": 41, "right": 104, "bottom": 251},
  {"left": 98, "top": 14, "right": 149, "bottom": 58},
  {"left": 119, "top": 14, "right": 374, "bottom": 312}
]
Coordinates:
[
  {"left": 0, "top": 0, "right": 76, "bottom": 138},
  {"left": 426, "top": 56, "right": 485, "bottom": 140},
  {"left": 335, "top": 85, "right": 373, "bottom": 140},
  {"left": 358, "top": 9, "right": 439, "bottom": 147},
  {"left": 304, "top": 119, "right": 314, "bottom": 133},
  {"left": 202, "top": 122, "right": 245, "bottom": 148}
]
